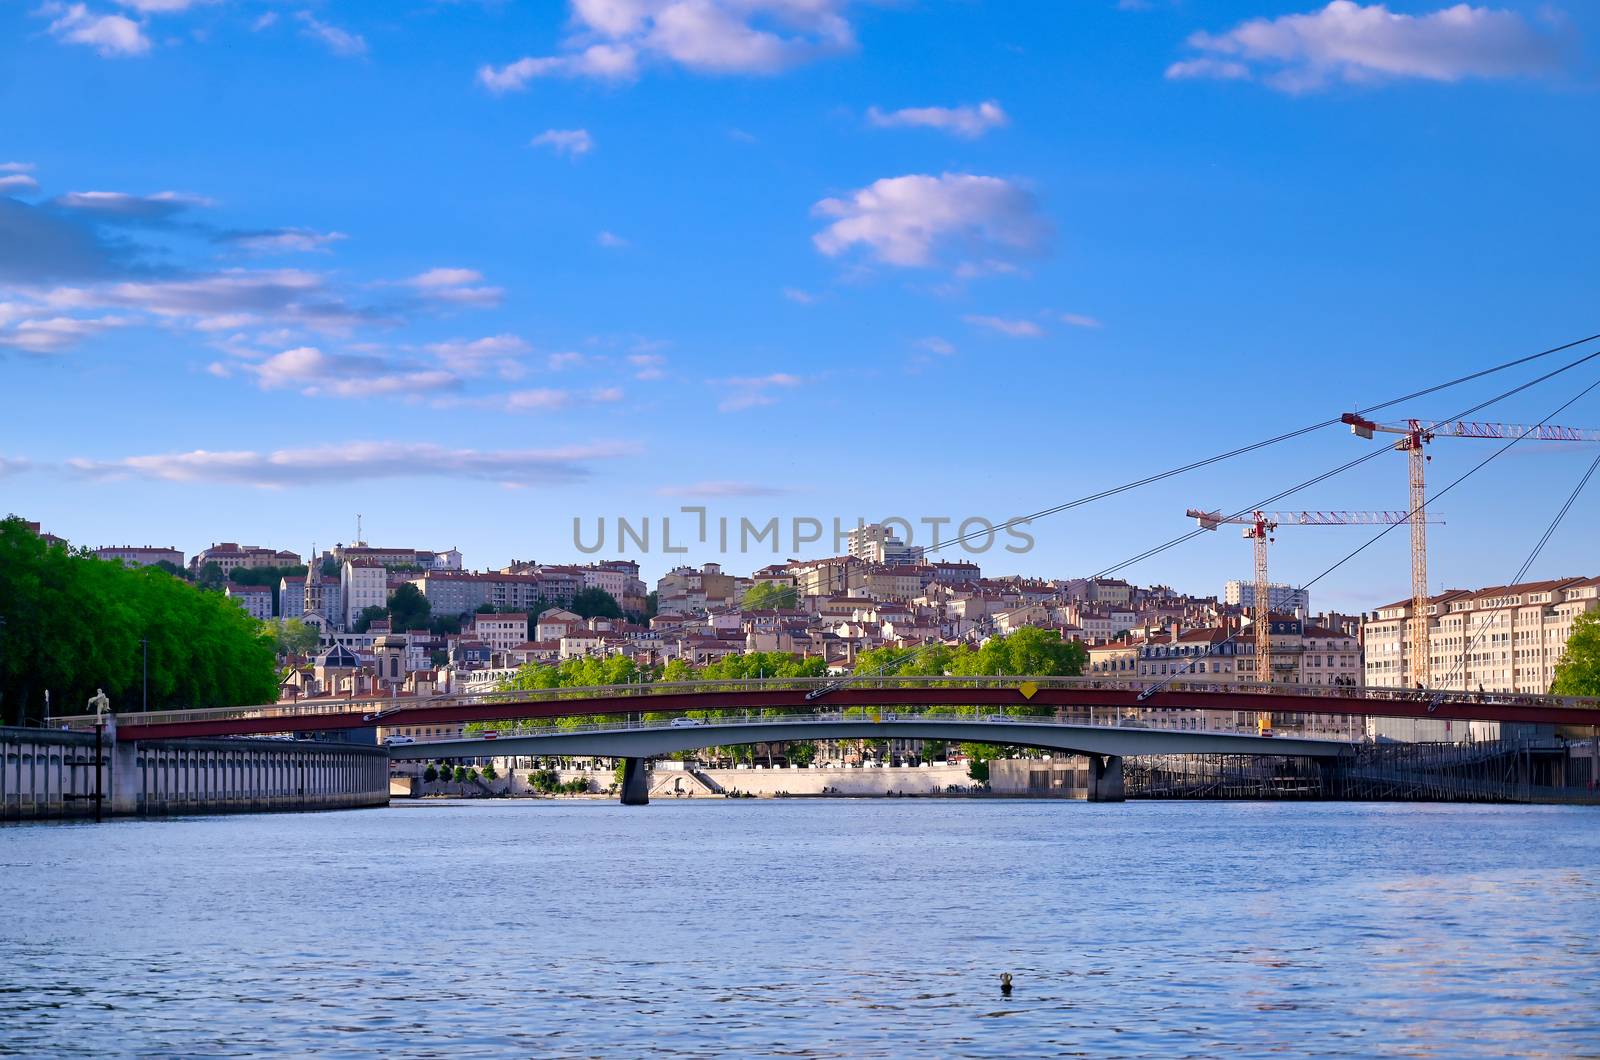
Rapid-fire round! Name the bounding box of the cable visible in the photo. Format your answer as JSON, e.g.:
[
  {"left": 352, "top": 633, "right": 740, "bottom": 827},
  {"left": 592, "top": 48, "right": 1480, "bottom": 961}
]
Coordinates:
[
  {"left": 922, "top": 331, "right": 1600, "bottom": 557},
  {"left": 690, "top": 335, "right": 1600, "bottom": 695},
  {"left": 1089, "top": 448, "right": 1392, "bottom": 580},
  {"left": 1093, "top": 344, "right": 1600, "bottom": 587},
  {"left": 1135, "top": 371, "right": 1600, "bottom": 701},
  {"left": 1434, "top": 447, "right": 1600, "bottom": 692}
]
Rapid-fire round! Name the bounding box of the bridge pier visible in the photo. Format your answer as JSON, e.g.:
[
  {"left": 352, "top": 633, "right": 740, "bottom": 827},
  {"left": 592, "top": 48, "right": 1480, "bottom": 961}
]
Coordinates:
[
  {"left": 620, "top": 757, "right": 650, "bottom": 806},
  {"left": 1086, "top": 754, "right": 1125, "bottom": 802}
]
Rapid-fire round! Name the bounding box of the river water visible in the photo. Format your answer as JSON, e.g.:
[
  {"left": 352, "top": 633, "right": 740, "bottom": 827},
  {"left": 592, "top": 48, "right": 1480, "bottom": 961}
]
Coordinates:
[{"left": 3, "top": 800, "right": 1597, "bottom": 1058}]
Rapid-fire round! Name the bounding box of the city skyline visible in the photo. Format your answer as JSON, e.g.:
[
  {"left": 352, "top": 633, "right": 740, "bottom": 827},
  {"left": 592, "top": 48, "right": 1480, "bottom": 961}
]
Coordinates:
[{"left": 5, "top": 1, "right": 1600, "bottom": 610}]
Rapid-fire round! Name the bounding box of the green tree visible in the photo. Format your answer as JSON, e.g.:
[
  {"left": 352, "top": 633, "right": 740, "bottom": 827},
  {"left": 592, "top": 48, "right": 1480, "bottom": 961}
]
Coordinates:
[
  {"left": 387, "top": 582, "right": 432, "bottom": 631},
  {"left": 353, "top": 605, "right": 388, "bottom": 633},
  {"left": 786, "top": 741, "right": 817, "bottom": 767},
  {"left": 195, "top": 560, "right": 226, "bottom": 590},
  {"left": 482, "top": 762, "right": 498, "bottom": 781},
  {"left": 453, "top": 765, "right": 469, "bottom": 783},
  {"left": 265, "top": 617, "right": 320, "bottom": 656},
  {"left": 570, "top": 587, "right": 622, "bottom": 619},
  {"left": 0, "top": 519, "right": 278, "bottom": 724},
  {"left": 967, "top": 758, "right": 990, "bottom": 783},
  {"left": 1552, "top": 609, "right": 1600, "bottom": 696},
  {"left": 423, "top": 765, "right": 439, "bottom": 783},
  {"left": 742, "top": 582, "right": 799, "bottom": 610}
]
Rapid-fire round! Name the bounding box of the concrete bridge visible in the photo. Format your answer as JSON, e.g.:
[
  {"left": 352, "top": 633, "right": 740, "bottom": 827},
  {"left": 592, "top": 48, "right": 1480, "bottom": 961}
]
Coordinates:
[{"left": 393, "top": 713, "right": 1356, "bottom": 804}]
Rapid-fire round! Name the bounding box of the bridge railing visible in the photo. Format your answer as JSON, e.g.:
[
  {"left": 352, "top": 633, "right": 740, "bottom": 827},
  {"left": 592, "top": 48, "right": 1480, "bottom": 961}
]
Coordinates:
[
  {"left": 388, "top": 705, "right": 1364, "bottom": 754},
  {"left": 48, "top": 674, "right": 1600, "bottom": 731}
]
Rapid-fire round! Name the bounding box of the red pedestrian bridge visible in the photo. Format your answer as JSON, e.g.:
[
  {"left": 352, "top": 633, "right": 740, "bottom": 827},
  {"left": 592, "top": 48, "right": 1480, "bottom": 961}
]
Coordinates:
[{"left": 54, "top": 675, "right": 1600, "bottom": 743}]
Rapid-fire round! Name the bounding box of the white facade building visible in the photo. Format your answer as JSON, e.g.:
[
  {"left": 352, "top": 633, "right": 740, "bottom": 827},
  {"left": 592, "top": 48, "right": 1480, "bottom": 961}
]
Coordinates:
[
  {"left": 1225, "top": 580, "right": 1310, "bottom": 616},
  {"left": 342, "top": 560, "right": 389, "bottom": 629},
  {"left": 225, "top": 582, "right": 274, "bottom": 621},
  {"left": 847, "top": 523, "right": 924, "bottom": 566}
]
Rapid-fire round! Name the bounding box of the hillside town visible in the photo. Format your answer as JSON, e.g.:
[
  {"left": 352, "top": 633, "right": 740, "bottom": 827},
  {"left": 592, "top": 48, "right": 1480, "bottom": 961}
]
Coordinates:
[{"left": 29, "top": 518, "right": 1595, "bottom": 732}]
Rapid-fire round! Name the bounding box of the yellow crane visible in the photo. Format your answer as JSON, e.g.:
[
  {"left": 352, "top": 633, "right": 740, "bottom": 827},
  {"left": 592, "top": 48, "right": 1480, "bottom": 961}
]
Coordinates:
[
  {"left": 1341, "top": 413, "right": 1600, "bottom": 686},
  {"left": 1187, "top": 508, "right": 1440, "bottom": 684}
]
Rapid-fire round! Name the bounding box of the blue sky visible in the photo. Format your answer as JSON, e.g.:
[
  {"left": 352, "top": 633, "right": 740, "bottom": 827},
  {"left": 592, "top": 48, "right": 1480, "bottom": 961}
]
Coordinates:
[{"left": 3, "top": 0, "right": 1599, "bottom": 605}]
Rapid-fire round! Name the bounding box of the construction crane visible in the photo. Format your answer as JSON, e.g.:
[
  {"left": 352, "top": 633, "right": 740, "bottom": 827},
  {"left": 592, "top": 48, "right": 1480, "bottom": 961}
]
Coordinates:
[
  {"left": 1341, "top": 414, "right": 1600, "bottom": 687},
  {"left": 1187, "top": 508, "right": 1439, "bottom": 685}
]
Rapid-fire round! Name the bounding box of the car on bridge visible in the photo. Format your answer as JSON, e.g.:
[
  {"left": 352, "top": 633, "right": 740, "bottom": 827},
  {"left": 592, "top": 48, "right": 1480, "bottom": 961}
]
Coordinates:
[
  {"left": 383, "top": 734, "right": 415, "bottom": 746},
  {"left": 670, "top": 718, "right": 705, "bottom": 728}
]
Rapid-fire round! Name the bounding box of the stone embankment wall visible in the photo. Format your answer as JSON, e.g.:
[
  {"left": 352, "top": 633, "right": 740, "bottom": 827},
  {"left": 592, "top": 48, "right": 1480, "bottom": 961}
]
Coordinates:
[{"left": 1, "top": 724, "right": 389, "bottom": 821}]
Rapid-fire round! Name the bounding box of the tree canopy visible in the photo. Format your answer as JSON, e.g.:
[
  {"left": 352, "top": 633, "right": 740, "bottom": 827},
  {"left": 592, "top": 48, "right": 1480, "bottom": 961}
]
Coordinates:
[
  {"left": 264, "top": 617, "right": 320, "bottom": 656},
  {"left": 387, "top": 582, "right": 432, "bottom": 631},
  {"left": 851, "top": 627, "right": 1087, "bottom": 680},
  {"left": 1551, "top": 610, "right": 1600, "bottom": 696},
  {"left": 570, "top": 587, "right": 622, "bottom": 619},
  {"left": 742, "top": 582, "right": 799, "bottom": 610},
  {"left": 0, "top": 517, "right": 279, "bottom": 723}
]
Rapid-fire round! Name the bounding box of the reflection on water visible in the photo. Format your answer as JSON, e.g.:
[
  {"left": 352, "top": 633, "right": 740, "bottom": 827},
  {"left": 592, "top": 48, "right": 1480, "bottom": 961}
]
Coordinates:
[{"left": 3, "top": 800, "right": 1598, "bottom": 1057}]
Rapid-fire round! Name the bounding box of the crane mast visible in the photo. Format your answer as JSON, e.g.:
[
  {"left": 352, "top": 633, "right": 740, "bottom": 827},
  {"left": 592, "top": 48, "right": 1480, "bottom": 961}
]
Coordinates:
[
  {"left": 1341, "top": 412, "right": 1600, "bottom": 688},
  {"left": 1187, "top": 507, "right": 1438, "bottom": 683}
]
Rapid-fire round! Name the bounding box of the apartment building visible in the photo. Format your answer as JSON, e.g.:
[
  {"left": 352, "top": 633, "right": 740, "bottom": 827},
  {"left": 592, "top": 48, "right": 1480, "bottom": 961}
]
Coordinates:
[
  {"left": 1224, "top": 580, "right": 1311, "bottom": 616},
  {"left": 342, "top": 560, "right": 389, "bottom": 629},
  {"left": 94, "top": 545, "right": 184, "bottom": 569},
  {"left": 224, "top": 582, "right": 274, "bottom": 621},
  {"left": 190, "top": 542, "right": 301, "bottom": 576},
  {"left": 330, "top": 544, "right": 463, "bottom": 570},
  {"left": 470, "top": 612, "right": 528, "bottom": 652},
  {"left": 1363, "top": 576, "right": 1600, "bottom": 694},
  {"left": 846, "top": 523, "right": 924, "bottom": 566}
]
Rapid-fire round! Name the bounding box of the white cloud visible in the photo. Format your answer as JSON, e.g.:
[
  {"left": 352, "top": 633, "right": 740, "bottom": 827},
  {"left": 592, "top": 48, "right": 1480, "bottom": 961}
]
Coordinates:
[
  {"left": 596, "top": 230, "right": 629, "bottom": 248},
  {"left": 116, "top": 0, "right": 214, "bottom": 11},
  {"left": 252, "top": 11, "right": 278, "bottom": 30},
  {"left": 43, "top": 269, "right": 373, "bottom": 332},
  {"left": 782, "top": 287, "right": 816, "bottom": 304},
  {"left": 812, "top": 173, "right": 1048, "bottom": 269},
  {"left": 916, "top": 336, "right": 955, "bottom": 356},
  {"left": 0, "top": 314, "right": 133, "bottom": 354},
  {"left": 656, "top": 481, "right": 788, "bottom": 497},
  {"left": 403, "top": 267, "right": 503, "bottom": 307},
  {"left": 427, "top": 333, "right": 530, "bottom": 377},
  {"left": 42, "top": 3, "right": 150, "bottom": 57},
  {"left": 296, "top": 11, "right": 367, "bottom": 57},
  {"left": 479, "top": 44, "right": 638, "bottom": 92},
  {"left": 477, "top": 0, "right": 859, "bottom": 92},
  {"left": 226, "top": 228, "right": 347, "bottom": 253},
  {"left": 714, "top": 371, "right": 803, "bottom": 412},
  {"left": 531, "top": 128, "right": 595, "bottom": 157},
  {"left": 503, "top": 388, "right": 573, "bottom": 411},
  {"left": 1060, "top": 313, "right": 1102, "bottom": 328},
  {"left": 0, "top": 174, "right": 40, "bottom": 194},
  {"left": 53, "top": 189, "right": 211, "bottom": 219},
  {"left": 67, "top": 441, "right": 636, "bottom": 487},
  {"left": 245, "top": 345, "right": 456, "bottom": 397},
  {"left": 0, "top": 457, "right": 30, "bottom": 477},
  {"left": 1169, "top": 2, "right": 1568, "bottom": 91},
  {"left": 866, "top": 101, "right": 1009, "bottom": 139},
  {"left": 964, "top": 314, "right": 1043, "bottom": 338},
  {"left": 628, "top": 353, "right": 665, "bottom": 380}
]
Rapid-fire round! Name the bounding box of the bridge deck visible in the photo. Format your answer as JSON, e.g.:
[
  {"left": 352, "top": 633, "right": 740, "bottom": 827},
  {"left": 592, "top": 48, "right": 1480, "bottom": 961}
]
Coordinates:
[
  {"left": 391, "top": 715, "right": 1356, "bottom": 762},
  {"left": 45, "top": 675, "right": 1600, "bottom": 741}
]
